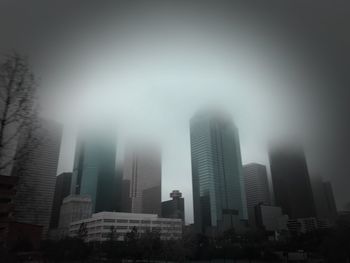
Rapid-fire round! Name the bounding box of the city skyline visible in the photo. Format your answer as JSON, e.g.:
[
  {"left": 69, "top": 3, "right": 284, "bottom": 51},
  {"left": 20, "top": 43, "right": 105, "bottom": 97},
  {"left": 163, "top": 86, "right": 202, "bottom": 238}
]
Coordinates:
[
  {"left": 1, "top": 1, "right": 350, "bottom": 261},
  {"left": 22, "top": 2, "right": 349, "bottom": 225},
  {"left": 2, "top": 1, "right": 349, "bottom": 226},
  {"left": 52, "top": 116, "right": 346, "bottom": 224}
]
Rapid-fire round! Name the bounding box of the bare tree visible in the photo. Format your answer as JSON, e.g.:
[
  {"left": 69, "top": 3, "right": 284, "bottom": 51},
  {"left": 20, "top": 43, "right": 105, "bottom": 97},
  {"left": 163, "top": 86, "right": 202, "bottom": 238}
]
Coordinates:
[{"left": 0, "top": 52, "right": 41, "bottom": 175}]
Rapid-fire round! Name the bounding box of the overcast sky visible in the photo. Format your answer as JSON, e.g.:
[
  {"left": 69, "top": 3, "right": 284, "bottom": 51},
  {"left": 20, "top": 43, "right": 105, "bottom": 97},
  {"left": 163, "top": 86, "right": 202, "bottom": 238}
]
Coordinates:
[{"left": 1, "top": 0, "right": 350, "bottom": 223}]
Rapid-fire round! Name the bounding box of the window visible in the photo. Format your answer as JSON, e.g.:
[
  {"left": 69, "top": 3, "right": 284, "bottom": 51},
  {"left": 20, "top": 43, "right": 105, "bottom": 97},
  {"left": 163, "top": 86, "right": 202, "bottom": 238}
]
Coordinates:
[
  {"left": 117, "top": 219, "right": 128, "bottom": 223},
  {"left": 104, "top": 219, "right": 115, "bottom": 223},
  {"left": 116, "top": 226, "right": 128, "bottom": 229}
]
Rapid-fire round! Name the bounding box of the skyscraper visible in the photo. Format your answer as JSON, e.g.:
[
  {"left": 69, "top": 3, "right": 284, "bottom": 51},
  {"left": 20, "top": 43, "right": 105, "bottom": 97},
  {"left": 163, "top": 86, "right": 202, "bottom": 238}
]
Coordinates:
[
  {"left": 112, "top": 165, "right": 123, "bottom": 212},
  {"left": 311, "top": 176, "right": 337, "bottom": 223},
  {"left": 323, "top": 182, "right": 338, "bottom": 220},
  {"left": 13, "top": 120, "right": 62, "bottom": 236},
  {"left": 50, "top": 172, "right": 72, "bottom": 229},
  {"left": 269, "top": 144, "right": 316, "bottom": 219},
  {"left": 70, "top": 132, "right": 117, "bottom": 213},
  {"left": 243, "top": 163, "right": 271, "bottom": 227},
  {"left": 122, "top": 144, "right": 161, "bottom": 215},
  {"left": 190, "top": 110, "right": 247, "bottom": 234}
]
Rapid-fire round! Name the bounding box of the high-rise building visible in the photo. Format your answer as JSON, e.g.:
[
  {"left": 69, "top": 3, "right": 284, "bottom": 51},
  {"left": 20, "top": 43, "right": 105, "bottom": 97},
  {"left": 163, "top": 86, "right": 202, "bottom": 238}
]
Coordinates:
[
  {"left": 161, "top": 190, "right": 185, "bottom": 222},
  {"left": 111, "top": 165, "right": 123, "bottom": 212},
  {"left": 122, "top": 144, "right": 161, "bottom": 215},
  {"left": 0, "top": 175, "right": 18, "bottom": 223},
  {"left": 269, "top": 144, "right": 316, "bottom": 219},
  {"left": 190, "top": 110, "right": 247, "bottom": 234},
  {"left": 323, "top": 182, "right": 338, "bottom": 220},
  {"left": 243, "top": 163, "right": 271, "bottom": 227},
  {"left": 50, "top": 172, "right": 72, "bottom": 229},
  {"left": 121, "top": 179, "right": 132, "bottom": 212},
  {"left": 57, "top": 195, "right": 92, "bottom": 238},
  {"left": 13, "top": 120, "right": 62, "bottom": 236},
  {"left": 70, "top": 133, "right": 117, "bottom": 212},
  {"left": 0, "top": 175, "right": 44, "bottom": 248},
  {"left": 311, "top": 176, "right": 337, "bottom": 224}
]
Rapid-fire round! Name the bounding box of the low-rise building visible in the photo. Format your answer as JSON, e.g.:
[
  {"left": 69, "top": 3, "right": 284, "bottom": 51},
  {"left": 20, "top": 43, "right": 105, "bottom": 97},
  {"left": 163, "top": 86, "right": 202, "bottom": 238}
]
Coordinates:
[
  {"left": 255, "top": 204, "right": 288, "bottom": 232},
  {"left": 69, "top": 211, "right": 182, "bottom": 242},
  {"left": 287, "top": 217, "right": 331, "bottom": 234}
]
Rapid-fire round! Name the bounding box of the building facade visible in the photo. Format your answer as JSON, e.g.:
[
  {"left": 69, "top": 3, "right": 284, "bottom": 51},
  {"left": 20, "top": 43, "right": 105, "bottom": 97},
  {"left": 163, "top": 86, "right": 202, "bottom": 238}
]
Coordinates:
[
  {"left": 190, "top": 110, "right": 247, "bottom": 234},
  {"left": 111, "top": 166, "right": 123, "bottom": 212},
  {"left": 56, "top": 195, "right": 92, "bottom": 238},
  {"left": 70, "top": 133, "right": 117, "bottom": 212},
  {"left": 13, "top": 120, "right": 62, "bottom": 237},
  {"left": 311, "top": 176, "right": 337, "bottom": 224},
  {"left": 287, "top": 217, "right": 331, "bottom": 234},
  {"left": 0, "top": 175, "right": 18, "bottom": 223},
  {"left": 122, "top": 144, "right": 161, "bottom": 215},
  {"left": 255, "top": 204, "right": 288, "bottom": 232},
  {"left": 243, "top": 163, "right": 271, "bottom": 227},
  {"left": 50, "top": 172, "right": 72, "bottom": 229},
  {"left": 269, "top": 144, "right": 316, "bottom": 219},
  {"left": 161, "top": 190, "right": 185, "bottom": 222},
  {"left": 69, "top": 211, "right": 182, "bottom": 242}
]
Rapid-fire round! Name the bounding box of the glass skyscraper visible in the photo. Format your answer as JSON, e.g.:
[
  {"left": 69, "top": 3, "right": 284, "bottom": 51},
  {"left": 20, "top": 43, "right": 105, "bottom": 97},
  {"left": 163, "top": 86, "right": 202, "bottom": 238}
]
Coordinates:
[
  {"left": 70, "top": 133, "right": 117, "bottom": 213},
  {"left": 190, "top": 110, "right": 247, "bottom": 234}
]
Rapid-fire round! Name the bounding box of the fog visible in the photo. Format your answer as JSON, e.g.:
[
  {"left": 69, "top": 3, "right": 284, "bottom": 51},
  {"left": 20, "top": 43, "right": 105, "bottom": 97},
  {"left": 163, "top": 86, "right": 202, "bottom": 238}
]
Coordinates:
[{"left": 2, "top": 0, "right": 349, "bottom": 223}]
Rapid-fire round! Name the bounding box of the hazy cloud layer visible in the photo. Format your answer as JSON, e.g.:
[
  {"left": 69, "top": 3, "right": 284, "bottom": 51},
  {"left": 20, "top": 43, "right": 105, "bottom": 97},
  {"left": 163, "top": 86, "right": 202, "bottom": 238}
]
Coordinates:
[{"left": 2, "top": 0, "right": 350, "bottom": 222}]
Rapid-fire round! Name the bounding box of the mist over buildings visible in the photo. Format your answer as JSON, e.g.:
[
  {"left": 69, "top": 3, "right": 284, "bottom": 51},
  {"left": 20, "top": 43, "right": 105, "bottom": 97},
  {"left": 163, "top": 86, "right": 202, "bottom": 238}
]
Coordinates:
[{"left": 1, "top": 0, "right": 349, "bottom": 223}]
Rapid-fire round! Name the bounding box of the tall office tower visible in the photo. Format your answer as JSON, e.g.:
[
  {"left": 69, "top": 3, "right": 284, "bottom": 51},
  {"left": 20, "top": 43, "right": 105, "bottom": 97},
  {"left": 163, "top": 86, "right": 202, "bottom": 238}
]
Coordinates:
[
  {"left": 123, "top": 144, "right": 161, "bottom": 215},
  {"left": 323, "top": 182, "right": 338, "bottom": 219},
  {"left": 70, "top": 132, "right": 117, "bottom": 213},
  {"left": 269, "top": 144, "right": 316, "bottom": 219},
  {"left": 121, "top": 179, "right": 132, "bottom": 212},
  {"left": 162, "top": 190, "right": 185, "bottom": 221},
  {"left": 111, "top": 166, "right": 123, "bottom": 212},
  {"left": 190, "top": 110, "right": 247, "bottom": 234},
  {"left": 50, "top": 172, "right": 72, "bottom": 229},
  {"left": 243, "top": 163, "right": 271, "bottom": 227},
  {"left": 311, "top": 176, "right": 337, "bottom": 223},
  {"left": 13, "top": 120, "right": 62, "bottom": 236}
]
